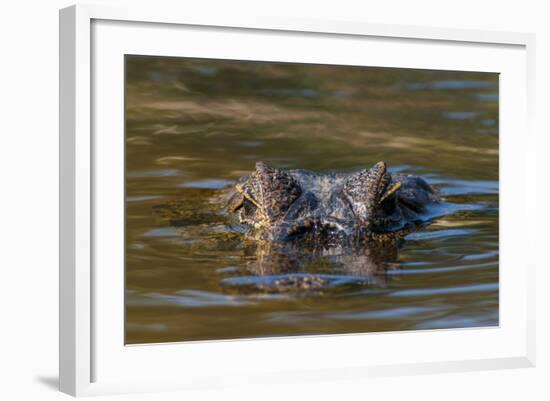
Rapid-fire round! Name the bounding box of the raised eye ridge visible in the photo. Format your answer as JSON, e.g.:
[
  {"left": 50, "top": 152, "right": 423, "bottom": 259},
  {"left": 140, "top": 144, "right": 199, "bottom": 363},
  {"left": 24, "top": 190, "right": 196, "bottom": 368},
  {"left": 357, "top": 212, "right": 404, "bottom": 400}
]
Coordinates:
[
  {"left": 343, "top": 161, "right": 392, "bottom": 218},
  {"left": 235, "top": 162, "right": 302, "bottom": 222}
]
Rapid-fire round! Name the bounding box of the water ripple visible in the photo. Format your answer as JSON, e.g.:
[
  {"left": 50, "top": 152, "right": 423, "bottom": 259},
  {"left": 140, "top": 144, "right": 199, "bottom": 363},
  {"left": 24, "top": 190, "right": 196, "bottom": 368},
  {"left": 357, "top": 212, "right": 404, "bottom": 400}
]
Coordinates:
[
  {"left": 326, "top": 305, "right": 445, "bottom": 320},
  {"left": 179, "top": 179, "right": 233, "bottom": 189},
  {"left": 426, "top": 177, "right": 499, "bottom": 195},
  {"left": 407, "top": 228, "right": 478, "bottom": 241},
  {"left": 414, "top": 311, "right": 498, "bottom": 329},
  {"left": 388, "top": 261, "right": 496, "bottom": 276},
  {"left": 405, "top": 80, "right": 496, "bottom": 91},
  {"left": 127, "top": 169, "right": 180, "bottom": 178},
  {"left": 390, "top": 283, "right": 498, "bottom": 297},
  {"left": 444, "top": 111, "right": 481, "bottom": 120},
  {"left": 129, "top": 290, "right": 254, "bottom": 307}
]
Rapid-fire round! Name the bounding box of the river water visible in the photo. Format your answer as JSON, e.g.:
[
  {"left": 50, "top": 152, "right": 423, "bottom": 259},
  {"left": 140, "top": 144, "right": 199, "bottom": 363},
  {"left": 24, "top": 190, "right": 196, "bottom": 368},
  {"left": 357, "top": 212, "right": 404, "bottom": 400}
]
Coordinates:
[{"left": 125, "top": 56, "right": 498, "bottom": 344}]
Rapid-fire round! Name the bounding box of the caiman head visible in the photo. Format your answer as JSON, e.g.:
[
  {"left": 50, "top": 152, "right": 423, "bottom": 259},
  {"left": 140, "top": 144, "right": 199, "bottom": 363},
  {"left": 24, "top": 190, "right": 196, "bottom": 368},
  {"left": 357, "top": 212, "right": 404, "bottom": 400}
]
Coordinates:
[{"left": 227, "top": 161, "right": 423, "bottom": 244}]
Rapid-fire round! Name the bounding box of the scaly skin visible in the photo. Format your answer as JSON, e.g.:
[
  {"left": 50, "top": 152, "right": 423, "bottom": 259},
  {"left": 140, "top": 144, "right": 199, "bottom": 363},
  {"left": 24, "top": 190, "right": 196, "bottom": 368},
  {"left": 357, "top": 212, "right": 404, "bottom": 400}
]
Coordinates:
[{"left": 227, "top": 161, "right": 440, "bottom": 245}]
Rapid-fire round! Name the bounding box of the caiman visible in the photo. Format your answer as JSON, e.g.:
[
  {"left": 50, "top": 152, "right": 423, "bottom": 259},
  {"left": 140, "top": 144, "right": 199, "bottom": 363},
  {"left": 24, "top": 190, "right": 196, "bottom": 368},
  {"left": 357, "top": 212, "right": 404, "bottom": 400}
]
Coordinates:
[
  {"left": 155, "top": 161, "right": 441, "bottom": 293},
  {"left": 226, "top": 161, "right": 439, "bottom": 245}
]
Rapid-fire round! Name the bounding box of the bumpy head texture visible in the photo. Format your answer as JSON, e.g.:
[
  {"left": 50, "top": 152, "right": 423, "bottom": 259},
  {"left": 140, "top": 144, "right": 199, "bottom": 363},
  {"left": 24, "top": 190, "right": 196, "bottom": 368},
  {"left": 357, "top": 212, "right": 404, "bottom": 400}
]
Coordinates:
[
  {"left": 343, "top": 161, "right": 404, "bottom": 230},
  {"left": 229, "top": 162, "right": 302, "bottom": 229},
  {"left": 227, "top": 160, "right": 436, "bottom": 242}
]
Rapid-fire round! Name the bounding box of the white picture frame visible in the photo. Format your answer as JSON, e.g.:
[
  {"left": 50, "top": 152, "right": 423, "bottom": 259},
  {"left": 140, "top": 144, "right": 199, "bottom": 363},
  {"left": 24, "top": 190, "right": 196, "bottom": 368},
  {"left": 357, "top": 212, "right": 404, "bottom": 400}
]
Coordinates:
[{"left": 59, "top": 3, "right": 536, "bottom": 397}]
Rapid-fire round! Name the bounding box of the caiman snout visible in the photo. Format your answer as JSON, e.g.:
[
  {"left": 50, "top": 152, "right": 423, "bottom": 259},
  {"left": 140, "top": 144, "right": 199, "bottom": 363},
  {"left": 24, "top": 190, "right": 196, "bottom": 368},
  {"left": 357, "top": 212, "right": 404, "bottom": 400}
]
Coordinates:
[{"left": 276, "top": 216, "right": 356, "bottom": 241}]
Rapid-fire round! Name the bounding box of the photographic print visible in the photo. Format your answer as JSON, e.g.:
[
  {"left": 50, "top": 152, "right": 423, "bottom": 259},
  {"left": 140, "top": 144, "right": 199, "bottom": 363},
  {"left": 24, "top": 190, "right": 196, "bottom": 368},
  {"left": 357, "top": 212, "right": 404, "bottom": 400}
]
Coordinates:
[{"left": 125, "top": 55, "right": 498, "bottom": 344}]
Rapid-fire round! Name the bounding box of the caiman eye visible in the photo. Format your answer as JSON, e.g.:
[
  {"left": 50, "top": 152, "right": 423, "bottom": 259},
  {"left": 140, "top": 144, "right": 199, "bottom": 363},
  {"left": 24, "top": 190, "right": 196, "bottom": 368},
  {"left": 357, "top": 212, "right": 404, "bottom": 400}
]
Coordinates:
[
  {"left": 240, "top": 198, "right": 257, "bottom": 220},
  {"left": 378, "top": 181, "right": 402, "bottom": 212},
  {"left": 232, "top": 162, "right": 302, "bottom": 222},
  {"left": 379, "top": 194, "right": 397, "bottom": 214}
]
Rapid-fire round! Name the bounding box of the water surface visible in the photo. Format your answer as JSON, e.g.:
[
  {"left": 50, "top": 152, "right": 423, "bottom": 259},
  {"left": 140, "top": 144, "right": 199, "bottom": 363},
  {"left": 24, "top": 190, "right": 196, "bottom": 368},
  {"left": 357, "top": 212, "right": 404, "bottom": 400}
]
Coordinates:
[{"left": 125, "top": 56, "right": 498, "bottom": 344}]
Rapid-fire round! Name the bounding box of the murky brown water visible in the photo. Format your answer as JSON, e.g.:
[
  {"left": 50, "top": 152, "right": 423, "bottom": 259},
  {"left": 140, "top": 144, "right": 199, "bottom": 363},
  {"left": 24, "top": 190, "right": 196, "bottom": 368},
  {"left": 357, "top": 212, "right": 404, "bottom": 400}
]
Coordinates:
[{"left": 125, "top": 55, "right": 498, "bottom": 344}]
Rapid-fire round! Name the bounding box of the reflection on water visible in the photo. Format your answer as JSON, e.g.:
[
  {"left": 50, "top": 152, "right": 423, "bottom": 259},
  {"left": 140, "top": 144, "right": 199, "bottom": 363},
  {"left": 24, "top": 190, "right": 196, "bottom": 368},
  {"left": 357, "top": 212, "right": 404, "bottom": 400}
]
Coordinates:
[{"left": 125, "top": 56, "right": 498, "bottom": 344}]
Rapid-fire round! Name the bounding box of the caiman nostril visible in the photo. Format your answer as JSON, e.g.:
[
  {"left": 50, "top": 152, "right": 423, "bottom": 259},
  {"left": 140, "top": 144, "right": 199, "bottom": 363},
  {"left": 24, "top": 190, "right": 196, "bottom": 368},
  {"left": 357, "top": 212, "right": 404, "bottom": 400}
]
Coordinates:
[
  {"left": 323, "top": 222, "right": 336, "bottom": 229},
  {"left": 285, "top": 219, "right": 315, "bottom": 237}
]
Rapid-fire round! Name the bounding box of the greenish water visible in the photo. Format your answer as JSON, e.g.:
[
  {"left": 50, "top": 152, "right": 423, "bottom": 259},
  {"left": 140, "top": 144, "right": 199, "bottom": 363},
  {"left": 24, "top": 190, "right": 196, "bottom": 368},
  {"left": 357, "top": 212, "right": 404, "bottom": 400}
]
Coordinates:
[{"left": 125, "top": 56, "right": 498, "bottom": 344}]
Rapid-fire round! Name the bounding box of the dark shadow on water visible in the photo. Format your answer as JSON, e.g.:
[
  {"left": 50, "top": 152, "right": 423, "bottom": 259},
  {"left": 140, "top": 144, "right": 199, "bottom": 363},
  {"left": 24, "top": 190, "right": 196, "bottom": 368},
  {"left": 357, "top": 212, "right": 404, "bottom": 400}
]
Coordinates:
[{"left": 35, "top": 376, "right": 58, "bottom": 391}]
